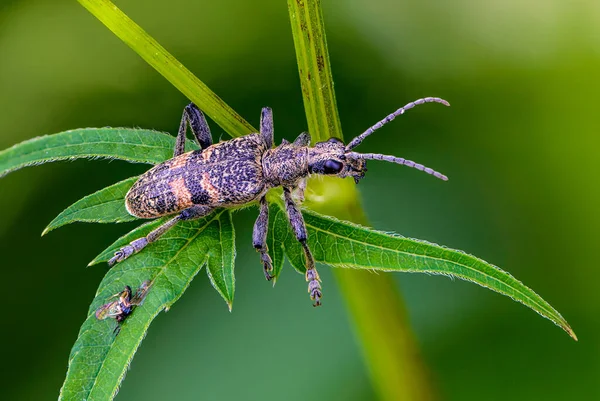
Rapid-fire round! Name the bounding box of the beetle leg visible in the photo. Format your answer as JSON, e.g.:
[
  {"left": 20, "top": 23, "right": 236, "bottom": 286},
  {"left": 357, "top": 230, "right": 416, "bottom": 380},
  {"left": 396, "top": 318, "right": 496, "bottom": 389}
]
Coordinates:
[
  {"left": 292, "top": 179, "right": 307, "bottom": 204},
  {"left": 108, "top": 216, "right": 181, "bottom": 266},
  {"left": 174, "top": 103, "right": 213, "bottom": 157},
  {"left": 260, "top": 107, "right": 274, "bottom": 149},
  {"left": 178, "top": 205, "right": 213, "bottom": 221},
  {"left": 292, "top": 131, "right": 311, "bottom": 147},
  {"left": 108, "top": 205, "right": 213, "bottom": 266},
  {"left": 252, "top": 196, "right": 273, "bottom": 281},
  {"left": 283, "top": 187, "right": 322, "bottom": 306}
]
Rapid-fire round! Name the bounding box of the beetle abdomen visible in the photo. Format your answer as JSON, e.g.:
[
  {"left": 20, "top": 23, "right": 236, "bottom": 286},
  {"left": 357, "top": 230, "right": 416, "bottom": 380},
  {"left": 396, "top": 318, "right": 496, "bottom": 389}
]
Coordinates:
[
  {"left": 125, "top": 134, "right": 268, "bottom": 219},
  {"left": 125, "top": 151, "right": 196, "bottom": 218}
]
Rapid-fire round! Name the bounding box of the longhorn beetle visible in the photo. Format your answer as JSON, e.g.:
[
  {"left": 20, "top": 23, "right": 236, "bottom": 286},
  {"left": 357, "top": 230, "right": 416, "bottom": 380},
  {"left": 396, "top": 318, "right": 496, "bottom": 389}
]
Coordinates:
[{"left": 109, "top": 97, "right": 450, "bottom": 306}]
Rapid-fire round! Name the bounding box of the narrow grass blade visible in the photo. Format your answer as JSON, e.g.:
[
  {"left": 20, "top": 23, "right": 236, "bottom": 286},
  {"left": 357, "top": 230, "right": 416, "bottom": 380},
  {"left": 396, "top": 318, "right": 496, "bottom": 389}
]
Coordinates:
[{"left": 77, "top": 0, "right": 255, "bottom": 138}]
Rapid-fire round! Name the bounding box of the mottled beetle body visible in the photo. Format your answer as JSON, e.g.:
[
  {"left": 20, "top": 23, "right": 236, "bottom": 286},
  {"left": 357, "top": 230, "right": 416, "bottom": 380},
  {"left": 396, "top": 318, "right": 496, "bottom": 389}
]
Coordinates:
[
  {"left": 111, "top": 97, "right": 450, "bottom": 306},
  {"left": 126, "top": 134, "right": 269, "bottom": 218}
]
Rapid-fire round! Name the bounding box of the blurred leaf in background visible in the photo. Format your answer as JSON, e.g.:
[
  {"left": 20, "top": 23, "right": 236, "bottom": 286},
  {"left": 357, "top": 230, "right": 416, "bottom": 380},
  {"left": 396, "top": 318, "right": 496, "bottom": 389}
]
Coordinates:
[{"left": 0, "top": 0, "right": 597, "bottom": 400}]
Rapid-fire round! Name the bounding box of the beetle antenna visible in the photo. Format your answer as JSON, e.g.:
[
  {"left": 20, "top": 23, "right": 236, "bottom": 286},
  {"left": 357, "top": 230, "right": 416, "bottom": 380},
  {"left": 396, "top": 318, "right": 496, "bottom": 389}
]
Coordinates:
[
  {"left": 345, "top": 97, "right": 450, "bottom": 151},
  {"left": 349, "top": 152, "right": 448, "bottom": 181}
]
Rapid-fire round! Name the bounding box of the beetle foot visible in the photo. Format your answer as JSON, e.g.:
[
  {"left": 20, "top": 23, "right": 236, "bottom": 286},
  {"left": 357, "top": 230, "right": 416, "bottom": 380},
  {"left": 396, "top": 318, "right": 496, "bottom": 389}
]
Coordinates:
[
  {"left": 109, "top": 246, "right": 133, "bottom": 266},
  {"left": 306, "top": 268, "right": 322, "bottom": 307},
  {"left": 108, "top": 238, "right": 148, "bottom": 267},
  {"left": 259, "top": 251, "right": 274, "bottom": 281}
]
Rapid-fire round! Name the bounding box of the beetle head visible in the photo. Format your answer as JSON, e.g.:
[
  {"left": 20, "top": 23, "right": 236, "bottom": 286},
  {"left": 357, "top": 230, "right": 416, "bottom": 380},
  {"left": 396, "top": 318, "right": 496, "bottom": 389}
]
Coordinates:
[
  {"left": 307, "top": 97, "right": 450, "bottom": 183},
  {"left": 307, "top": 137, "right": 366, "bottom": 184}
]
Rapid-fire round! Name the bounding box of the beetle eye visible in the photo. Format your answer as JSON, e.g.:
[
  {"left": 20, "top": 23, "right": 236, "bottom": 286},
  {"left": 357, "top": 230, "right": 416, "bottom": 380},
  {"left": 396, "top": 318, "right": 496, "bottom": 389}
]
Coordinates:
[
  {"left": 323, "top": 159, "right": 343, "bottom": 174},
  {"left": 327, "top": 137, "right": 343, "bottom": 144}
]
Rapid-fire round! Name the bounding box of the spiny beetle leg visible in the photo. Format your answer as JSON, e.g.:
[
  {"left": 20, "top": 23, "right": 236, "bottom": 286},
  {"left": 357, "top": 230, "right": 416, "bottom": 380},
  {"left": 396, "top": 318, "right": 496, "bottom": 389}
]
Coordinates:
[
  {"left": 292, "top": 131, "right": 311, "bottom": 147},
  {"left": 293, "top": 178, "right": 307, "bottom": 203},
  {"left": 283, "top": 187, "right": 323, "bottom": 306},
  {"left": 174, "top": 103, "right": 213, "bottom": 157},
  {"left": 252, "top": 196, "right": 273, "bottom": 280},
  {"left": 109, "top": 216, "right": 181, "bottom": 266},
  {"left": 302, "top": 242, "right": 322, "bottom": 307},
  {"left": 185, "top": 104, "right": 212, "bottom": 150},
  {"left": 260, "top": 252, "right": 274, "bottom": 281},
  {"left": 108, "top": 205, "right": 212, "bottom": 267},
  {"left": 109, "top": 237, "right": 147, "bottom": 266},
  {"left": 260, "top": 107, "right": 274, "bottom": 149},
  {"left": 306, "top": 266, "right": 322, "bottom": 307}
]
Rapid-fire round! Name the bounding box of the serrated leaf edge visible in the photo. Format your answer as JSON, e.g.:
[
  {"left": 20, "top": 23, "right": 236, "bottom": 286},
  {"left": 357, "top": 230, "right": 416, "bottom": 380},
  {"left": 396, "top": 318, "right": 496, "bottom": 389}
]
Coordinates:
[{"left": 42, "top": 176, "right": 140, "bottom": 235}]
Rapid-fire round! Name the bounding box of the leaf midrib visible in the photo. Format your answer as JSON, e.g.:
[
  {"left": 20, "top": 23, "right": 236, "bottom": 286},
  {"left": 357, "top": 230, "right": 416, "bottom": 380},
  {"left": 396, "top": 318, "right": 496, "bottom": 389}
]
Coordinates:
[{"left": 6, "top": 140, "right": 170, "bottom": 155}]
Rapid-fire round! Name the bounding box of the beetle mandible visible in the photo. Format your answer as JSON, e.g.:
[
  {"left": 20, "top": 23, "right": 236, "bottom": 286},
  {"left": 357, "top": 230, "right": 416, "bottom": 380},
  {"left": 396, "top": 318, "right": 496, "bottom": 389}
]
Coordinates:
[{"left": 109, "top": 97, "right": 450, "bottom": 306}]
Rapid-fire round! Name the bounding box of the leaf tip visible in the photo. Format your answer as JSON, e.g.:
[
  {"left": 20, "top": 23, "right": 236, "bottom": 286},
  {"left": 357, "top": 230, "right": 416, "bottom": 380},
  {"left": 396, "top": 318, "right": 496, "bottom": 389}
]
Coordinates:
[
  {"left": 566, "top": 326, "right": 578, "bottom": 342},
  {"left": 41, "top": 225, "right": 52, "bottom": 236},
  {"left": 227, "top": 301, "right": 233, "bottom": 312},
  {"left": 87, "top": 259, "right": 100, "bottom": 267}
]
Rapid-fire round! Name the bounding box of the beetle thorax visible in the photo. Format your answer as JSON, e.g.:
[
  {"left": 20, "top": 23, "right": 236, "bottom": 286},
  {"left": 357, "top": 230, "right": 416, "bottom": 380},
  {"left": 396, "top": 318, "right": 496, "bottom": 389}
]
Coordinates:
[{"left": 262, "top": 145, "right": 309, "bottom": 187}]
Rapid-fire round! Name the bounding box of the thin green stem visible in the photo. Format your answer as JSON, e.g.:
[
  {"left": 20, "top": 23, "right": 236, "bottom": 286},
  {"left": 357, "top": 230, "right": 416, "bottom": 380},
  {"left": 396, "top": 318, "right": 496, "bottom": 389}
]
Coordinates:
[
  {"left": 77, "top": 0, "right": 255, "bottom": 138},
  {"left": 287, "top": 1, "right": 435, "bottom": 399},
  {"left": 287, "top": 0, "right": 343, "bottom": 143},
  {"left": 334, "top": 271, "right": 435, "bottom": 401}
]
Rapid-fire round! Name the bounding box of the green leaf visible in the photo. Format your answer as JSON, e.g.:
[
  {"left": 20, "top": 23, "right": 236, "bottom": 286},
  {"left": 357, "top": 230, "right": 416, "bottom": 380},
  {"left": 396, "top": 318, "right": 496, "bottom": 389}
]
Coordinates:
[
  {"left": 0, "top": 128, "right": 198, "bottom": 178},
  {"left": 77, "top": 0, "right": 255, "bottom": 138},
  {"left": 43, "top": 176, "right": 139, "bottom": 235},
  {"left": 266, "top": 203, "right": 299, "bottom": 282},
  {"left": 269, "top": 202, "right": 576, "bottom": 340},
  {"left": 59, "top": 210, "right": 235, "bottom": 401},
  {"left": 205, "top": 212, "right": 236, "bottom": 310}
]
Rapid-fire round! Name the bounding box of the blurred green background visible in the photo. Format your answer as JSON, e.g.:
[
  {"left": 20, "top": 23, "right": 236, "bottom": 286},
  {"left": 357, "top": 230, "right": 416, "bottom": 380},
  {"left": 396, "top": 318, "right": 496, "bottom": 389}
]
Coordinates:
[{"left": 0, "top": 0, "right": 598, "bottom": 400}]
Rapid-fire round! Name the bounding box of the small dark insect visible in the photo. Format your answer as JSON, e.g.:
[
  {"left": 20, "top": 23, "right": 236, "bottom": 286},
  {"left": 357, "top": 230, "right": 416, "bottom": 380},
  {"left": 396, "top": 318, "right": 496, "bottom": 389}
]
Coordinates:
[
  {"left": 108, "top": 97, "right": 449, "bottom": 306},
  {"left": 95, "top": 280, "right": 152, "bottom": 332}
]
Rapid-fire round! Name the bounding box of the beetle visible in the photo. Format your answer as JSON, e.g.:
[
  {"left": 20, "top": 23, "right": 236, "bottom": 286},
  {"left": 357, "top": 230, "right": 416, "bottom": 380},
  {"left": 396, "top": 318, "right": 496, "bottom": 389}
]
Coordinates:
[{"left": 108, "top": 97, "right": 449, "bottom": 306}]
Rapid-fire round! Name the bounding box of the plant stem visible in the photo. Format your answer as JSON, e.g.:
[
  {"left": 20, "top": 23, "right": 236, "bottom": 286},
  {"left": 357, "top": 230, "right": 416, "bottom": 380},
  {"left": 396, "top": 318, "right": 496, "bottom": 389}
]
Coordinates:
[
  {"left": 335, "top": 271, "right": 435, "bottom": 401},
  {"left": 286, "top": 0, "right": 343, "bottom": 143},
  {"left": 287, "top": 1, "right": 435, "bottom": 399}
]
